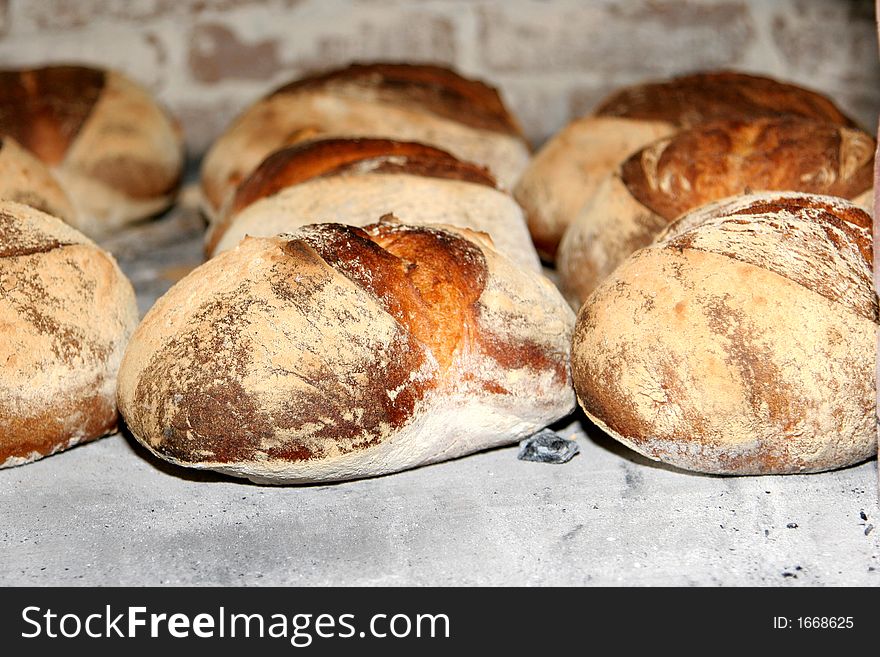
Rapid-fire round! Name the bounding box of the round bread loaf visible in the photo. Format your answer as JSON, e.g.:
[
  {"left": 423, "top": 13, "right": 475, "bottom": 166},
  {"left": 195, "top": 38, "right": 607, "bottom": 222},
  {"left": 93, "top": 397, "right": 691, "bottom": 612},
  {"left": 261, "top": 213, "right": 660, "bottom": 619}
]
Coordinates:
[
  {"left": 0, "top": 136, "right": 76, "bottom": 223},
  {"left": 0, "top": 64, "right": 184, "bottom": 238},
  {"left": 200, "top": 63, "right": 530, "bottom": 220},
  {"left": 557, "top": 117, "right": 875, "bottom": 308},
  {"left": 571, "top": 192, "right": 876, "bottom": 475},
  {"left": 118, "top": 219, "right": 575, "bottom": 484},
  {"left": 206, "top": 138, "right": 541, "bottom": 272},
  {"left": 0, "top": 201, "right": 138, "bottom": 467},
  {"left": 515, "top": 71, "right": 858, "bottom": 261}
]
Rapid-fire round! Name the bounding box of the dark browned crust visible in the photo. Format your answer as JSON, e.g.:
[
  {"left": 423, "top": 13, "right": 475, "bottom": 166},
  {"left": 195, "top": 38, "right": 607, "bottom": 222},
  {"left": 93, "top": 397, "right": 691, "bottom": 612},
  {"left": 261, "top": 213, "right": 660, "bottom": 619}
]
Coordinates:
[
  {"left": 0, "top": 65, "right": 106, "bottom": 165},
  {"left": 0, "top": 210, "right": 75, "bottom": 258},
  {"left": 621, "top": 118, "right": 875, "bottom": 221},
  {"left": 208, "top": 138, "right": 498, "bottom": 256},
  {"left": 595, "top": 71, "right": 857, "bottom": 128},
  {"left": 0, "top": 393, "right": 117, "bottom": 465},
  {"left": 137, "top": 221, "right": 564, "bottom": 465},
  {"left": 270, "top": 62, "right": 526, "bottom": 137}
]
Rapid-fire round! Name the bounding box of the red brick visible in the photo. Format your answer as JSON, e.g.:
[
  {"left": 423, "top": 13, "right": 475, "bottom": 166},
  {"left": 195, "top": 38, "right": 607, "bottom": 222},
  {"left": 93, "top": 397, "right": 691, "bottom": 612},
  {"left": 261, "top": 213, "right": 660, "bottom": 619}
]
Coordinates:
[
  {"left": 292, "top": 12, "right": 456, "bottom": 72},
  {"left": 478, "top": 0, "right": 754, "bottom": 75},
  {"left": 770, "top": 0, "right": 878, "bottom": 83},
  {"left": 188, "top": 22, "right": 281, "bottom": 84}
]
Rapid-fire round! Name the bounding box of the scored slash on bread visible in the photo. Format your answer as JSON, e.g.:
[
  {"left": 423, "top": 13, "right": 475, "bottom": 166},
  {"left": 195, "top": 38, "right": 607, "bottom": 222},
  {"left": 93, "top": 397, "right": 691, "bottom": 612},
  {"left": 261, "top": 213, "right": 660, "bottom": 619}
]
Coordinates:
[
  {"left": 0, "top": 64, "right": 184, "bottom": 238},
  {"left": 556, "top": 116, "right": 876, "bottom": 308},
  {"left": 515, "top": 70, "right": 861, "bottom": 262},
  {"left": 118, "top": 219, "right": 574, "bottom": 484},
  {"left": 206, "top": 137, "right": 542, "bottom": 272}
]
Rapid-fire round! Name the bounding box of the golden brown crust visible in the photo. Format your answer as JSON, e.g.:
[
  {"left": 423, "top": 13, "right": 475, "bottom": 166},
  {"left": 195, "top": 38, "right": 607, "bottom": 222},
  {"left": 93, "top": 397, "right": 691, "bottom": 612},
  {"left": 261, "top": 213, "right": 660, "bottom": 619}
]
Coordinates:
[
  {"left": 620, "top": 118, "right": 875, "bottom": 221},
  {"left": 230, "top": 138, "right": 497, "bottom": 217},
  {"left": 595, "top": 71, "right": 857, "bottom": 128},
  {"left": 0, "top": 136, "right": 77, "bottom": 222},
  {"left": 272, "top": 63, "right": 524, "bottom": 137},
  {"left": 0, "top": 65, "right": 105, "bottom": 165},
  {"left": 209, "top": 138, "right": 499, "bottom": 257},
  {"left": 658, "top": 193, "right": 875, "bottom": 321}
]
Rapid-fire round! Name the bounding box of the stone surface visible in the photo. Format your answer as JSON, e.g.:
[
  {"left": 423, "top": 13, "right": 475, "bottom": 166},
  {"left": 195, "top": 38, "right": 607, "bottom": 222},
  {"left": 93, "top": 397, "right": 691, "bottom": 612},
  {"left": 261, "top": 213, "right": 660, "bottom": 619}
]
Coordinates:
[
  {"left": 518, "top": 429, "right": 580, "bottom": 464},
  {"left": 0, "top": 198, "right": 878, "bottom": 586}
]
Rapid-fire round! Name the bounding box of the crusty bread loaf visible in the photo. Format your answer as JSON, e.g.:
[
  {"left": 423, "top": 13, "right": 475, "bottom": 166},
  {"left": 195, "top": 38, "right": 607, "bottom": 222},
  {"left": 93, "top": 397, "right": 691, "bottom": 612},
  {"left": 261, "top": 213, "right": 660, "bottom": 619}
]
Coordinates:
[
  {"left": 200, "top": 63, "right": 530, "bottom": 220},
  {"left": 571, "top": 192, "right": 876, "bottom": 475},
  {"left": 118, "top": 219, "right": 574, "bottom": 484},
  {"left": 557, "top": 117, "right": 875, "bottom": 308},
  {"left": 0, "top": 136, "right": 76, "bottom": 223},
  {"left": 0, "top": 201, "right": 138, "bottom": 467},
  {"left": 206, "top": 138, "right": 541, "bottom": 272},
  {"left": 515, "top": 71, "right": 858, "bottom": 261},
  {"left": 0, "top": 64, "right": 184, "bottom": 238}
]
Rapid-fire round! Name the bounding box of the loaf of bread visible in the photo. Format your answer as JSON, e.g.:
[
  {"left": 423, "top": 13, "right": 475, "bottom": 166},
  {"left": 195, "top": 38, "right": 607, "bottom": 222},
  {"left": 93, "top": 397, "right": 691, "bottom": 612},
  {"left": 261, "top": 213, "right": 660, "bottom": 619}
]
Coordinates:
[
  {"left": 206, "top": 138, "right": 541, "bottom": 272},
  {"left": 200, "top": 63, "right": 530, "bottom": 220},
  {"left": 515, "top": 71, "right": 858, "bottom": 261},
  {"left": 0, "top": 201, "right": 138, "bottom": 467},
  {"left": 557, "top": 117, "right": 875, "bottom": 308},
  {"left": 571, "top": 192, "right": 876, "bottom": 475},
  {"left": 0, "top": 64, "right": 184, "bottom": 238},
  {"left": 0, "top": 136, "right": 76, "bottom": 223},
  {"left": 117, "top": 220, "right": 575, "bottom": 484}
]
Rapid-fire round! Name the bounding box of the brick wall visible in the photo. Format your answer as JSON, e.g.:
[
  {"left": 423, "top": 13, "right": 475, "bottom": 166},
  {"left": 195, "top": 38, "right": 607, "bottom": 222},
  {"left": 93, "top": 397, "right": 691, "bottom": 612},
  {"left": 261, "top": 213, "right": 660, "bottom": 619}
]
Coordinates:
[{"left": 0, "top": 0, "right": 876, "bottom": 155}]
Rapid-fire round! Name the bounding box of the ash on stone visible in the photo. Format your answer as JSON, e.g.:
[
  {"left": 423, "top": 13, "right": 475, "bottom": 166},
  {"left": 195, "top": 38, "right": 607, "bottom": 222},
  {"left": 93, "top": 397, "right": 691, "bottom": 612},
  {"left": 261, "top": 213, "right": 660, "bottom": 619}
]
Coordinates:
[{"left": 517, "top": 429, "right": 579, "bottom": 464}]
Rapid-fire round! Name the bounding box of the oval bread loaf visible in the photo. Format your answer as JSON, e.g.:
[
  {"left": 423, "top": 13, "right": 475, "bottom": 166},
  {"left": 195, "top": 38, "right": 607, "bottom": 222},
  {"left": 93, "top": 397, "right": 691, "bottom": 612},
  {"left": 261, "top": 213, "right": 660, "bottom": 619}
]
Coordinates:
[
  {"left": 515, "top": 71, "right": 858, "bottom": 261},
  {"left": 571, "top": 192, "right": 876, "bottom": 475},
  {"left": 118, "top": 220, "right": 575, "bottom": 484},
  {"left": 557, "top": 117, "right": 875, "bottom": 308},
  {"left": 0, "top": 136, "right": 76, "bottom": 223},
  {"left": 0, "top": 201, "right": 138, "bottom": 467},
  {"left": 207, "top": 138, "right": 541, "bottom": 272},
  {"left": 0, "top": 64, "right": 184, "bottom": 238},
  {"left": 200, "top": 63, "right": 530, "bottom": 220}
]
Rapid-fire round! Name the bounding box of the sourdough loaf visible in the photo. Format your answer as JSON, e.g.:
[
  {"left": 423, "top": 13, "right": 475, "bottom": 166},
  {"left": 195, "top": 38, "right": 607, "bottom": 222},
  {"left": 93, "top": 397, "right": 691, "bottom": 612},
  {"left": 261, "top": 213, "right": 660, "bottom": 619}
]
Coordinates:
[
  {"left": 557, "top": 117, "right": 875, "bottom": 307},
  {"left": 118, "top": 220, "right": 575, "bottom": 484},
  {"left": 515, "top": 71, "right": 858, "bottom": 261},
  {"left": 0, "top": 201, "right": 138, "bottom": 467},
  {"left": 571, "top": 192, "right": 876, "bottom": 475},
  {"left": 200, "top": 63, "right": 530, "bottom": 220},
  {"left": 0, "top": 136, "right": 76, "bottom": 223},
  {"left": 207, "top": 138, "right": 541, "bottom": 272},
  {"left": 0, "top": 64, "right": 184, "bottom": 237}
]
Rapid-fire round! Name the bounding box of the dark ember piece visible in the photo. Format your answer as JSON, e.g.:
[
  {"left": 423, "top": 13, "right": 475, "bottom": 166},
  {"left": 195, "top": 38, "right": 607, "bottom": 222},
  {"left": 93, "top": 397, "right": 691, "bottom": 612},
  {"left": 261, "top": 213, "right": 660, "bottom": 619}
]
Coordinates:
[{"left": 517, "top": 429, "right": 580, "bottom": 464}]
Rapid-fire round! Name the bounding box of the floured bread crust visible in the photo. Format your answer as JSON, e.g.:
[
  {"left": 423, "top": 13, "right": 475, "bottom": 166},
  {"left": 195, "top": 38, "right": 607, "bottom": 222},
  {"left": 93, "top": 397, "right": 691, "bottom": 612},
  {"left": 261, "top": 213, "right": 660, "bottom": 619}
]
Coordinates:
[
  {"left": 0, "top": 201, "right": 138, "bottom": 467},
  {"left": 206, "top": 138, "right": 540, "bottom": 271},
  {"left": 571, "top": 192, "right": 877, "bottom": 475},
  {"left": 118, "top": 220, "right": 575, "bottom": 484},
  {"left": 200, "top": 63, "right": 530, "bottom": 217},
  {"left": 558, "top": 118, "right": 875, "bottom": 308},
  {"left": 0, "top": 136, "right": 76, "bottom": 223},
  {"left": 0, "top": 65, "right": 183, "bottom": 237},
  {"left": 516, "top": 71, "right": 858, "bottom": 262}
]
